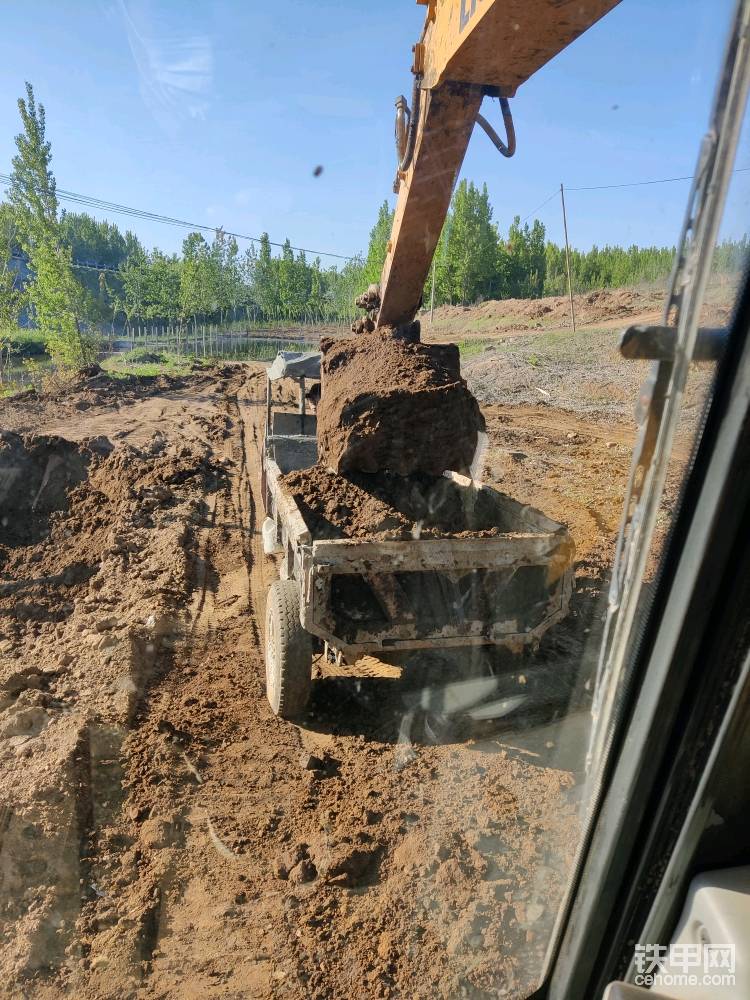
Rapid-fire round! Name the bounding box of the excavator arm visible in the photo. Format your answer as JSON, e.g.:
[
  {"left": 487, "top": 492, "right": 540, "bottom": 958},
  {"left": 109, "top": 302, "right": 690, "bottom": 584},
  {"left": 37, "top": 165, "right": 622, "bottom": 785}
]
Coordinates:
[{"left": 377, "top": 0, "right": 622, "bottom": 329}]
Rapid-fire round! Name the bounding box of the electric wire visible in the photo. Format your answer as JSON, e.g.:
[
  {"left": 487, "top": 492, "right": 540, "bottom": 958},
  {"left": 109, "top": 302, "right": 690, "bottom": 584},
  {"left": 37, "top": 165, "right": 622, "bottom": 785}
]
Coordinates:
[
  {"left": 4, "top": 164, "right": 750, "bottom": 266},
  {"left": 567, "top": 166, "right": 750, "bottom": 192},
  {"left": 0, "top": 172, "right": 356, "bottom": 261},
  {"left": 519, "top": 166, "right": 750, "bottom": 223},
  {"left": 520, "top": 189, "right": 559, "bottom": 224}
]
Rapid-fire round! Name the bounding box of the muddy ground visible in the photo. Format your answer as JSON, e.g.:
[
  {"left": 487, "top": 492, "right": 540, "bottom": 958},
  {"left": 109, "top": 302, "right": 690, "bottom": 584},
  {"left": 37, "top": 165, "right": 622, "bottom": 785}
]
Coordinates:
[{"left": 0, "top": 326, "right": 705, "bottom": 999}]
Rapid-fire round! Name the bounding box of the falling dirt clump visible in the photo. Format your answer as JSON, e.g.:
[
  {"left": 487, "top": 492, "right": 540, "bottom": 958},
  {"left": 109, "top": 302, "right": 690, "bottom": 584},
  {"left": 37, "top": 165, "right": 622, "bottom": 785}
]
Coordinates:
[
  {"left": 281, "top": 465, "right": 507, "bottom": 540},
  {"left": 317, "top": 331, "right": 485, "bottom": 476}
]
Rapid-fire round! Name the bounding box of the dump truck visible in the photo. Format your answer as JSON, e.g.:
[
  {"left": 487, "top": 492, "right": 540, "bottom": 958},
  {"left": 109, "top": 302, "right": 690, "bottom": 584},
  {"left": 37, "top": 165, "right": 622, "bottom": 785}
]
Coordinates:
[
  {"left": 257, "top": 3, "right": 627, "bottom": 718},
  {"left": 261, "top": 351, "right": 574, "bottom": 718}
]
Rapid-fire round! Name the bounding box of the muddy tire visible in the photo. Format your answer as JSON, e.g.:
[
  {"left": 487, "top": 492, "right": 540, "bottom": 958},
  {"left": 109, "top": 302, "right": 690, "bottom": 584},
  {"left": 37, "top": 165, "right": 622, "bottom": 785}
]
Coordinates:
[{"left": 265, "top": 579, "right": 312, "bottom": 718}]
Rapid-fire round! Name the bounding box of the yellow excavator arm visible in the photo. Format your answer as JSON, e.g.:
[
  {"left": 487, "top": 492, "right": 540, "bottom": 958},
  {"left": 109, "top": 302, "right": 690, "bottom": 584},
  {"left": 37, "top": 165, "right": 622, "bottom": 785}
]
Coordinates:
[{"left": 377, "top": 0, "right": 621, "bottom": 329}]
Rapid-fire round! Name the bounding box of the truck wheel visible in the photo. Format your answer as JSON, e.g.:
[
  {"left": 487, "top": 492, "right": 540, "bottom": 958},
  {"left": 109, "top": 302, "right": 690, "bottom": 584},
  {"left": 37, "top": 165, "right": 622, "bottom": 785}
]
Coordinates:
[{"left": 265, "top": 579, "right": 312, "bottom": 719}]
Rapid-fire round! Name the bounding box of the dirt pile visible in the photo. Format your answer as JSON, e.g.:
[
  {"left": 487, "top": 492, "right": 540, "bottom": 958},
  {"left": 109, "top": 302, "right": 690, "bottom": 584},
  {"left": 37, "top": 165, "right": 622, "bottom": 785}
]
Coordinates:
[
  {"left": 0, "top": 432, "right": 98, "bottom": 546},
  {"left": 317, "top": 331, "right": 485, "bottom": 476},
  {"left": 425, "top": 286, "right": 667, "bottom": 339},
  {"left": 282, "top": 465, "right": 508, "bottom": 540},
  {"left": 0, "top": 370, "right": 246, "bottom": 988},
  {"left": 0, "top": 431, "right": 225, "bottom": 982}
]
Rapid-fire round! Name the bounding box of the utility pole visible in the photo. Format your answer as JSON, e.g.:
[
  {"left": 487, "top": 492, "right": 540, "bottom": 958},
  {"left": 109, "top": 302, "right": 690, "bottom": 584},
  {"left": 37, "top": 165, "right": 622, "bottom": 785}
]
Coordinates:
[
  {"left": 560, "top": 183, "right": 576, "bottom": 333},
  {"left": 429, "top": 256, "right": 436, "bottom": 325}
]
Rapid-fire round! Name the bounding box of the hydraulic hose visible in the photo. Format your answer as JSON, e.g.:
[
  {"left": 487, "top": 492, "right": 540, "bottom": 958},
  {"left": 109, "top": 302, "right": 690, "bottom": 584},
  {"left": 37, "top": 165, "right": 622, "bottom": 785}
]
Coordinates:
[
  {"left": 476, "top": 97, "right": 516, "bottom": 158},
  {"left": 397, "top": 72, "right": 423, "bottom": 174}
]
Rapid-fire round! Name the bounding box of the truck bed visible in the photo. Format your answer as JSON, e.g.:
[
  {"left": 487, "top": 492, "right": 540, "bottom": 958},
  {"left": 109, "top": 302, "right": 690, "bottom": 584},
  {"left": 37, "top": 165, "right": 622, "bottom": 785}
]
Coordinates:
[{"left": 264, "top": 458, "right": 575, "bottom": 659}]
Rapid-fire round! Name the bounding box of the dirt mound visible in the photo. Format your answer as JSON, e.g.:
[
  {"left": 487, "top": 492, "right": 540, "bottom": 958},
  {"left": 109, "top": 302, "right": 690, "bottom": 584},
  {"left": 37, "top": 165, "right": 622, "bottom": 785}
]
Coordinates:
[
  {"left": 317, "top": 331, "right": 485, "bottom": 476},
  {"left": 426, "top": 286, "right": 666, "bottom": 338},
  {"left": 0, "top": 372, "right": 241, "bottom": 985},
  {"left": 281, "top": 465, "right": 505, "bottom": 540},
  {"left": 0, "top": 432, "right": 97, "bottom": 547}
]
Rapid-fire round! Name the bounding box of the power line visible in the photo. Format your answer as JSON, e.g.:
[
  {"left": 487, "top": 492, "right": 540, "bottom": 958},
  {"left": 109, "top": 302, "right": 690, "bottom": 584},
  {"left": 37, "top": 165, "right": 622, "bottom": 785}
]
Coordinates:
[
  {"left": 567, "top": 166, "right": 750, "bottom": 193},
  {"left": 519, "top": 166, "right": 750, "bottom": 222},
  {"left": 6, "top": 163, "right": 749, "bottom": 264},
  {"left": 520, "top": 189, "right": 558, "bottom": 224},
  {"left": 0, "top": 173, "right": 356, "bottom": 262},
  {"left": 568, "top": 174, "right": 693, "bottom": 192}
]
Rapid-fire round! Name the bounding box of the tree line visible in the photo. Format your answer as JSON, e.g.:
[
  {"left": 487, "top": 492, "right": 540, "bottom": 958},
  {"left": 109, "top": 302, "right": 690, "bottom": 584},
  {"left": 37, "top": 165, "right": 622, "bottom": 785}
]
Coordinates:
[
  {"left": 1, "top": 83, "right": 747, "bottom": 369},
  {"left": 422, "top": 179, "right": 747, "bottom": 307}
]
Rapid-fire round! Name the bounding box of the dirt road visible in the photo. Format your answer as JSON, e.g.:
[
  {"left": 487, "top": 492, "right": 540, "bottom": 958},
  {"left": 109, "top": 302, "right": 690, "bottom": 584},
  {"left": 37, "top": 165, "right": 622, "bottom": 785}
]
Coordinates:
[{"left": 0, "top": 364, "right": 634, "bottom": 999}]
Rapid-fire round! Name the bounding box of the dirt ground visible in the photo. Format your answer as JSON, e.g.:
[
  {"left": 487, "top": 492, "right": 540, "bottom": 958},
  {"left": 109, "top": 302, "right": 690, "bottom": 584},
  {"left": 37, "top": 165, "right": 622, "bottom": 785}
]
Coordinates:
[
  {"left": 422, "top": 281, "right": 735, "bottom": 341},
  {"left": 0, "top": 312, "right": 707, "bottom": 999}
]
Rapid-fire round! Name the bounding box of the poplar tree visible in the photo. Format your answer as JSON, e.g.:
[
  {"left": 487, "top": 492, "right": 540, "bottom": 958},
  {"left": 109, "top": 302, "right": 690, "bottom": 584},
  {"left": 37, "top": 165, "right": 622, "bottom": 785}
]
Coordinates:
[
  {"left": 9, "top": 83, "right": 96, "bottom": 366},
  {"left": 363, "top": 201, "right": 394, "bottom": 286}
]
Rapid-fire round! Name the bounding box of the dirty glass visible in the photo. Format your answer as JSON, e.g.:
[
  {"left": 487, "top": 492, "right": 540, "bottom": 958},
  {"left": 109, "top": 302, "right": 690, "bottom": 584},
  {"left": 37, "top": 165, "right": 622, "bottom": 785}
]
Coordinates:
[{"left": 0, "top": 2, "right": 746, "bottom": 998}]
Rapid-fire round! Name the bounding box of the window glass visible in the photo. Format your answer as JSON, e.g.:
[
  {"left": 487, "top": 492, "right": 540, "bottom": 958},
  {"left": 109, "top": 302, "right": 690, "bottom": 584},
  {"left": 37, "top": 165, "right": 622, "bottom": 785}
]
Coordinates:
[{"left": 0, "top": 2, "right": 746, "bottom": 997}]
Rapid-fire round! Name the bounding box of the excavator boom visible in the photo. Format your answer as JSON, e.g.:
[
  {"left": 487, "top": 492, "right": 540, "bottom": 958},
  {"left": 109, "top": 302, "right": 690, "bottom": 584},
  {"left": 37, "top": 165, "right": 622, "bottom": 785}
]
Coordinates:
[{"left": 377, "top": 0, "right": 621, "bottom": 329}]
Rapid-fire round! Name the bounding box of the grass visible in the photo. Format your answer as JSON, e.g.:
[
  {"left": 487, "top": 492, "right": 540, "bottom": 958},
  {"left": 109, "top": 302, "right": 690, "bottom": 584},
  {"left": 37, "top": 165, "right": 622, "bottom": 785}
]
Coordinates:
[
  {"left": 6, "top": 329, "right": 47, "bottom": 357},
  {"left": 510, "top": 326, "right": 619, "bottom": 361},
  {"left": 0, "top": 382, "right": 32, "bottom": 399},
  {"left": 455, "top": 327, "right": 622, "bottom": 373},
  {"left": 102, "top": 350, "right": 201, "bottom": 378},
  {"left": 457, "top": 338, "right": 499, "bottom": 358},
  {"left": 100, "top": 339, "right": 316, "bottom": 378}
]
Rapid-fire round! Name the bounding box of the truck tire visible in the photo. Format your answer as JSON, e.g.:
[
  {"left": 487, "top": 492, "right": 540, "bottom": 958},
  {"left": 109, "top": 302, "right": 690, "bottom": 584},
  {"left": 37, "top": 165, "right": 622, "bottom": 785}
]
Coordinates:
[{"left": 265, "top": 579, "right": 312, "bottom": 719}]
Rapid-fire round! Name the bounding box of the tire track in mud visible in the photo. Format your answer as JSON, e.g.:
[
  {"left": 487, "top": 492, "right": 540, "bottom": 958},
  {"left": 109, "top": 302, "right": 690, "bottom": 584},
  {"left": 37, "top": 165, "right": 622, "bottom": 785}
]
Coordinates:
[
  {"left": 232, "top": 373, "right": 268, "bottom": 647},
  {"left": 81, "top": 368, "right": 308, "bottom": 999},
  {"left": 236, "top": 371, "right": 281, "bottom": 638}
]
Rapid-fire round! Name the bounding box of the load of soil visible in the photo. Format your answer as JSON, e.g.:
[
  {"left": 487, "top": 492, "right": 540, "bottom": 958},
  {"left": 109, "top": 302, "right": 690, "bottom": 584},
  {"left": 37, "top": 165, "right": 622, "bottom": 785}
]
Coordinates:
[
  {"left": 281, "top": 464, "right": 509, "bottom": 541},
  {"left": 317, "top": 331, "right": 485, "bottom": 477}
]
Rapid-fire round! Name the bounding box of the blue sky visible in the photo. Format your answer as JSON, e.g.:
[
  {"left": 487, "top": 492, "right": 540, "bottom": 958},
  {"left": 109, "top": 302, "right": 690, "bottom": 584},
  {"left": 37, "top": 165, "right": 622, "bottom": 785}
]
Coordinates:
[{"left": 0, "top": 0, "right": 746, "bottom": 262}]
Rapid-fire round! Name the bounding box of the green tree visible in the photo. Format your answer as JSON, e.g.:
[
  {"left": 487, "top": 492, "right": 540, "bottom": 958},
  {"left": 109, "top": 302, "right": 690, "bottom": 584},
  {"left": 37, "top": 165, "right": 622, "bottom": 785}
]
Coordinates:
[
  {"left": 441, "top": 181, "right": 498, "bottom": 304},
  {"left": 180, "top": 232, "right": 213, "bottom": 325},
  {"left": 9, "top": 83, "right": 96, "bottom": 366},
  {"left": 308, "top": 257, "right": 326, "bottom": 320},
  {"left": 240, "top": 242, "right": 258, "bottom": 320},
  {"left": 252, "top": 233, "right": 281, "bottom": 319},
  {"left": 220, "top": 234, "right": 243, "bottom": 321},
  {"left": 543, "top": 241, "right": 567, "bottom": 296},
  {"left": 27, "top": 235, "right": 98, "bottom": 366},
  {"left": 503, "top": 216, "right": 546, "bottom": 298},
  {"left": 327, "top": 254, "right": 366, "bottom": 322},
  {"left": 0, "top": 204, "right": 25, "bottom": 372},
  {"left": 278, "top": 240, "right": 309, "bottom": 319},
  {"left": 362, "top": 200, "right": 394, "bottom": 287},
  {"left": 143, "top": 250, "right": 181, "bottom": 322},
  {"left": 0, "top": 204, "right": 24, "bottom": 331},
  {"left": 8, "top": 83, "right": 58, "bottom": 240},
  {"left": 119, "top": 244, "right": 146, "bottom": 329}
]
